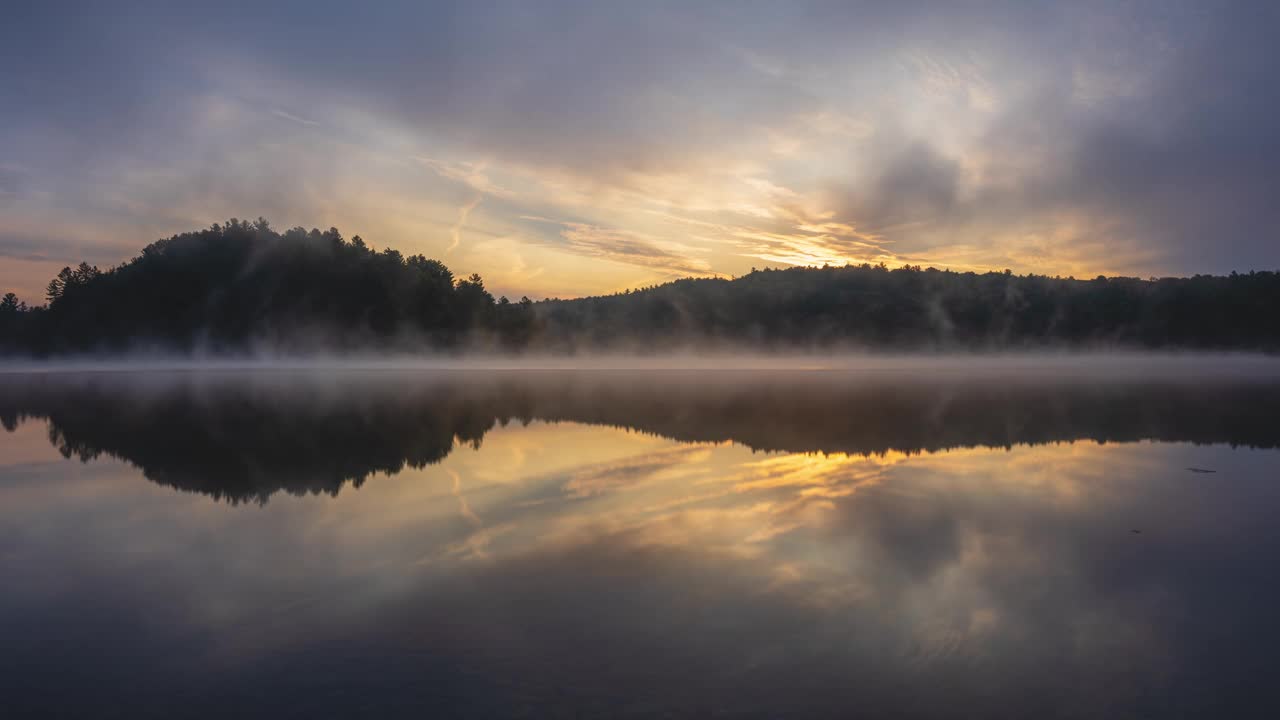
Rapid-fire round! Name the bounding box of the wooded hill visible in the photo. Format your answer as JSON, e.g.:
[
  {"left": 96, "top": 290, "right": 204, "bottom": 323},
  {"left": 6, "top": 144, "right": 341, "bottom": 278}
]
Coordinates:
[{"left": 2, "top": 219, "right": 1277, "bottom": 353}]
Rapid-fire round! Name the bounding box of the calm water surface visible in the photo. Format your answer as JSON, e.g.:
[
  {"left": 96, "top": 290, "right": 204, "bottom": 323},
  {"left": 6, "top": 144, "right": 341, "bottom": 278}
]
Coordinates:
[{"left": 2, "top": 367, "right": 1279, "bottom": 718}]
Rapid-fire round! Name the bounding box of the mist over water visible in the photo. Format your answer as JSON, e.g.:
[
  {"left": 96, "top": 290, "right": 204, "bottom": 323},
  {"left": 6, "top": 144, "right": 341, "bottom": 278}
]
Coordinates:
[
  {"left": 4, "top": 350, "right": 1279, "bottom": 376},
  {"left": 3, "top": 359, "right": 1280, "bottom": 718}
]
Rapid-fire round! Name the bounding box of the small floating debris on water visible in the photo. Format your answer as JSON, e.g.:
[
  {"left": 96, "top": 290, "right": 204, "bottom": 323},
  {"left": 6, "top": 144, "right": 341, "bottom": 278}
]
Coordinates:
[
  {"left": 1186, "top": 467, "right": 1218, "bottom": 474},
  {"left": 1131, "top": 529, "right": 1142, "bottom": 534}
]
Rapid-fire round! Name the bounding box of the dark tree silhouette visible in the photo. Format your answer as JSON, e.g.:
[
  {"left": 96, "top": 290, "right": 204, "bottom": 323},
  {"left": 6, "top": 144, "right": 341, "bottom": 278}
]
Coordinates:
[
  {"left": 0, "top": 219, "right": 537, "bottom": 354},
  {"left": 2, "top": 219, "right": 1279, "bottom": 354},
  {"left": 536, "top": 264, "right": 1280, "bottom": 350}
]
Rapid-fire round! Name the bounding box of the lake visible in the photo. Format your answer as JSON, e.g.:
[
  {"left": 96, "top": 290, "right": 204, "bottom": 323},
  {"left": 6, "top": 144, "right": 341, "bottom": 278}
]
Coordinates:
[{"left": 3, "top": 361, "right": 1280, "bottom": 718}]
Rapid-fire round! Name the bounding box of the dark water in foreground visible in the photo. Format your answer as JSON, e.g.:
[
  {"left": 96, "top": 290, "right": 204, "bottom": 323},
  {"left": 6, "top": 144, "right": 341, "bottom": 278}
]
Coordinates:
[{"left": 3, "top": 366, "right": 1280, "bottom": 718}]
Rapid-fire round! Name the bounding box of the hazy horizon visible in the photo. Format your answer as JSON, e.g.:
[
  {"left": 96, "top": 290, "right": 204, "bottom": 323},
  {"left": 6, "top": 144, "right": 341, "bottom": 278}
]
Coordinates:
[{"left": 2, "top": 351, "right": 1277, "bottom": 377}]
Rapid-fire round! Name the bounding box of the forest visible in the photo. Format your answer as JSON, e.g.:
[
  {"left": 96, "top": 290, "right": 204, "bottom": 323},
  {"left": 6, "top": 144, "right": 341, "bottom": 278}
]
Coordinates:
[
  {"left": 0, "top": 219, "right": 534, "bottom": 354},
  {"left": 2, "top": 219, "right": 1278, "bottom": 353}
]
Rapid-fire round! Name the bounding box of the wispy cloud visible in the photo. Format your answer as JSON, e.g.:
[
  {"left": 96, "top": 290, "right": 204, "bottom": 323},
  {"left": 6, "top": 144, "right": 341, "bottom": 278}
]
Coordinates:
[
  {"left": 270, "top": 108, "right": 319, "bottom": 127},
  {"left": 417, "top": 157, "right": 511, "bottom": 198},
  {"left": 557, "top": 222, "right": 717, "bottom": 277},
  {"left": 446, "top": 195, "right": 482, "bottom": 254}
]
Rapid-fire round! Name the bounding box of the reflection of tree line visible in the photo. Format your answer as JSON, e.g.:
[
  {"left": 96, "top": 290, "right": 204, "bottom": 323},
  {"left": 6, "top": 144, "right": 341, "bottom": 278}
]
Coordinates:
[
  {"left": 2, "top": 372, "right": 1278, "bottom": 503},
  {"left": 0, "top": 375, "right": 513, "bottom": 504}
]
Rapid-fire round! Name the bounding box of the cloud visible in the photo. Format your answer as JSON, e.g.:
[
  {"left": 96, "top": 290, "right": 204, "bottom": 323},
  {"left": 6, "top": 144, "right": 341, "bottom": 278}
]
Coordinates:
[
  {"left": 418, "top": 157, "right": 512, "bottom": 198},
  {"left": 556, "top": 223, "right": 716, "bottom": 277},
  {"left": 0, "top": 226, "right": 131, "bottom": 275},
  {"left": 270, "top": 108, "right": 319, "bottom": 127},
  {"left": 850, "top": 141, "right": 962, "bottom": 232},
  {"left": 0, "top": 163, "right": 22, "bottom": 203},
  {"left": 2, "top": 1, "right": 1279, "bottom": 288},
  {"left": 446, "top": 195, "right": 481, "bottom": 254}
]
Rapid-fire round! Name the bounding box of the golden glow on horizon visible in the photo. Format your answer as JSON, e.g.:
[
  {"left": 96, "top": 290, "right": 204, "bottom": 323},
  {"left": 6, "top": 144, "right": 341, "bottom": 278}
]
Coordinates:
[{"left": 0, "top": 77, "right": 1166, "bottom": 303}]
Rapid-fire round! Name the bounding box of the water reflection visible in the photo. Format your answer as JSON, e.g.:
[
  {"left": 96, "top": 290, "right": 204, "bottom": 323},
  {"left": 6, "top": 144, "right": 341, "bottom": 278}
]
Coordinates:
[
  {"left": 2, "top": 370, "right": 1280, "bottom": 717},
  {"left": 1, "top": 369, "right": 1278, "bottom": 503}
]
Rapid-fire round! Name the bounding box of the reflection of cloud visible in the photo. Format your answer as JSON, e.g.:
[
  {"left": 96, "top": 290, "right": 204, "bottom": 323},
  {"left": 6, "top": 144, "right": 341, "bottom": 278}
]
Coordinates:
[
  {"left": 406, "top": 432, "right": 1242, "bottom": 713},
  {"left": 10, "top": 413, "right": 1272, "bottom": 715},
  {"left": 442, "top": 522, "right": 517, "bottom": 561},
  {"left": 731, "top": 452, "right": 893, "bottom": 495},
  {"left": 561, "top": 445, "right": 713, "bottom": 498},
  {"left": 446, "top": 468, "right": 482, "bottom": 527}
]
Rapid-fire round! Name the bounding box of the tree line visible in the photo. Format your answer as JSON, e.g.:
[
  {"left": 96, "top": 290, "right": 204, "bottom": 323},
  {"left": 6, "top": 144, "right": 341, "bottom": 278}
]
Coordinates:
[
  {"left": 2, "top": 219, "right": 1278, "bottom": 353},
  {"left": 0, "top": 218, "right": 534, "bottom": 354},
  {"left": 537, "top": 264, "right": 1280, "bottom": 350}
]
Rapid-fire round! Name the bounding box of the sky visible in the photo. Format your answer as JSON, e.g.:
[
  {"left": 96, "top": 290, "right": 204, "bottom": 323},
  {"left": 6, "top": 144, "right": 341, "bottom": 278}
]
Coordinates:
[{"left": 2, "top": 1, "right": 1279, "bottom": 302}]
